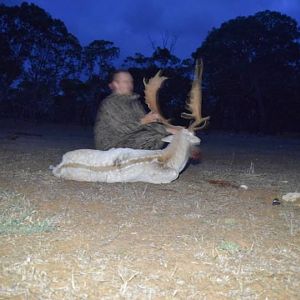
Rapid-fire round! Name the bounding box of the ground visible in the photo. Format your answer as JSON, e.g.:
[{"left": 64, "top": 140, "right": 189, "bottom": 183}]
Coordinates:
[{"left": 0, "top": 119, "right": 299, "bottom": 299}]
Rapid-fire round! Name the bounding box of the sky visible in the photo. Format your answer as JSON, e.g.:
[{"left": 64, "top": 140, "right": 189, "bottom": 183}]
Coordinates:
[{"left": 3, "top": 0, "right": 300, "bottom": 61}]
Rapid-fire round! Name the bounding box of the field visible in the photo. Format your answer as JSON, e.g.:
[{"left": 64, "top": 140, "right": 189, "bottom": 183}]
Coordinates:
[{"left": 0, "top": 119, "right": 299, "bottom": 299}]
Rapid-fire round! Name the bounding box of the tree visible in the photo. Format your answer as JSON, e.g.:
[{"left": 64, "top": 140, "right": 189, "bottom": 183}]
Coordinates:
[
  {"left": 0, "top": 33, "right": 22, "bottom": 102},
  {"left": 83, "top": 40, "right": 119, "bottom": 79},
  {"left": 151, "top": 47, "right": 180, "bottom": 68},
  {"left": 122, "top": 52, "right": 152, "bottom": 69},
  {"left": 194, "top": 10, "right": 300, "bottom": 133},
  {"left": 0, "top": 2, "right": 82, "bottom": 119}
]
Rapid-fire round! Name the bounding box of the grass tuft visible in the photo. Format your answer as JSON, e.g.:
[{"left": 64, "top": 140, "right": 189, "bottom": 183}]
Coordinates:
[
  {"left": 0, "top": 190, "right": 56, "bottom": 235},
  {"left": 218, "top": 240, "right": 241, "bottom": 252}
]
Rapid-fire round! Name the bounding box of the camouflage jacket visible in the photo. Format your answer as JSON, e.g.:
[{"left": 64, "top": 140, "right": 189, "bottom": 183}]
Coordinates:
[{"left": 94, "top": 93, "right": 169, "bottom": 150}]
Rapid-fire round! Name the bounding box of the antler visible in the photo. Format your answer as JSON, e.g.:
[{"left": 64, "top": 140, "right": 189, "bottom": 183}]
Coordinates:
[
  {"left": 143, "top": 70, "right": 169, "bottom": 123},
  {"left": 181, "top": 59, "right": 210, "bottom": 131},
  {"left": 143, "top": 72, "right": 183, "bottom": 130}
]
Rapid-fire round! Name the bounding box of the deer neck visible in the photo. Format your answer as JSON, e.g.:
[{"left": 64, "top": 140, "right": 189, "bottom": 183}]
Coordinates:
[{"left": 158, "top": 130, "right": 191, "bottom": 172}]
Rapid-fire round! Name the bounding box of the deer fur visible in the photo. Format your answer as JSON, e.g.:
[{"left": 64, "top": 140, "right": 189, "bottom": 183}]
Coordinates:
[{"left": 52, "top": 129, "right": 200, "bottom": 184}]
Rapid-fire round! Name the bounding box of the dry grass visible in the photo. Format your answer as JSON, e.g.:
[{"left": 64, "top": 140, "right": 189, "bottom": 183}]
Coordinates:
[
  {"left": 0, "top": 120, "right": 300, "bottom": 299},
  {"left": 0, "top": 191, "right": 57, "bottom": 235}
]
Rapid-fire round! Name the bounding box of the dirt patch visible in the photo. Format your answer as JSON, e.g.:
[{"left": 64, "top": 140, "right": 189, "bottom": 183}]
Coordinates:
[{"left": 0, "top": 120, "right": 300, "bottom": 299}]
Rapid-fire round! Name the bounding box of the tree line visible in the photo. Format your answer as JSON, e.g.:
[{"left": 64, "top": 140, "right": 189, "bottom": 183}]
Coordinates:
[{"left": 1, "top": 2, "right": 299, "bottom": 133}]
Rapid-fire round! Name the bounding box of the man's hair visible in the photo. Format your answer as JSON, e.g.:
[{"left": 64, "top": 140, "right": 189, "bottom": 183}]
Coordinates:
[{"left": 109, "top": 69, "right": 131, "bottom": 83}]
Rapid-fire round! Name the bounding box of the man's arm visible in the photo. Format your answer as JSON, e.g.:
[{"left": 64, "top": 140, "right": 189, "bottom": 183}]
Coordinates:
[{"left": 140, "top": 111, "right": 161, "bottom": 124}]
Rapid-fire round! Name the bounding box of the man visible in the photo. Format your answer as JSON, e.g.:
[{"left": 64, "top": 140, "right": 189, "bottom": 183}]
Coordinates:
[{"left": 94, "top": 70, "right": 179, "bottom": 151}]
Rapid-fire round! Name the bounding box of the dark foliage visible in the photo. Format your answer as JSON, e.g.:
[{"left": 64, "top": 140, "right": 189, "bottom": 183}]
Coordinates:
[
  {"left": 0, "top": 3, "right": 299, "bottom": 134},
  {"left": 193, "top": 10, "right": 300, "bottom": 133}
]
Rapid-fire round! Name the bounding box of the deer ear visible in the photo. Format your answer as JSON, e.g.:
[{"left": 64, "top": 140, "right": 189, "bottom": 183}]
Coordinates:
[{"left": 161, "top": 135, "right": 173, "bottom": 143}]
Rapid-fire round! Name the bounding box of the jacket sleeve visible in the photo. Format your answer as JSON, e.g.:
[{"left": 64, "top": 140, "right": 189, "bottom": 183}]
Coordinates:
[{"left": 101, "top": 95, "right": 169, "bottom": 136}]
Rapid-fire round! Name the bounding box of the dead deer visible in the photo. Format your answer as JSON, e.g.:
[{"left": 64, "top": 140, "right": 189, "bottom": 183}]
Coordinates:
[{"left": 52, "top": 60, "right": 210, "bottom": 184}]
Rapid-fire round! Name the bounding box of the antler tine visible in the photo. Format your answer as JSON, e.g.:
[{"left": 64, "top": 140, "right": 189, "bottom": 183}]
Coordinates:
[{"left": 181, "top": 59, "right": 210, "bottom": 131}]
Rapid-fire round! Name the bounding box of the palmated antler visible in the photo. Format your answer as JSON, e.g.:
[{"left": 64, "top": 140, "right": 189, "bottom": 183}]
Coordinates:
[
  {"left": 143, "top": 70, "right": 169, "bottom": 124},
  {"left": 181, "top": 59, "right": 210, "bottom": 131}
]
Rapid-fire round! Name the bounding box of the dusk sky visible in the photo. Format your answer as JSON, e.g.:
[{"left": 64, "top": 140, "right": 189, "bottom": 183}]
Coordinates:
[{"left": 3, "top": 0, "right": 300, "bottom": 60}]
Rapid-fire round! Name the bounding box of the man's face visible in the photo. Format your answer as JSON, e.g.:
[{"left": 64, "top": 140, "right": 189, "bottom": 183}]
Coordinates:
[{"left": 109, "top": 72, "right": 133, "bottom": 95}]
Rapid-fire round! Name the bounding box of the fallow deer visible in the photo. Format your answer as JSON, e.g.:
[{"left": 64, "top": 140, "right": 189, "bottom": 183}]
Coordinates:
[{"left": 52, "top": 60, "right": 209, "bottom": 184}]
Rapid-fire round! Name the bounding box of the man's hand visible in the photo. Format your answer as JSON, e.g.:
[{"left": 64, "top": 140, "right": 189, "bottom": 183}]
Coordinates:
[
  {"left": 140, "top": 113, "right": 184, "bottom": 135},
  {"left": 140, "top": 112, "right": 161, "bottom": 124}
]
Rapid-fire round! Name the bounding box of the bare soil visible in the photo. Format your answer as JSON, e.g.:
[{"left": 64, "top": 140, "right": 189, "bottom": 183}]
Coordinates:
[{"left": 0, "top": 119, "right": 300, "bottom": 299}]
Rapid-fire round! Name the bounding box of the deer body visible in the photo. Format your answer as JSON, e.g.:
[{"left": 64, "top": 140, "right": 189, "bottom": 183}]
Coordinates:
[{"left": 52, "top": 129, "right": 200, "bottom": 184}]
